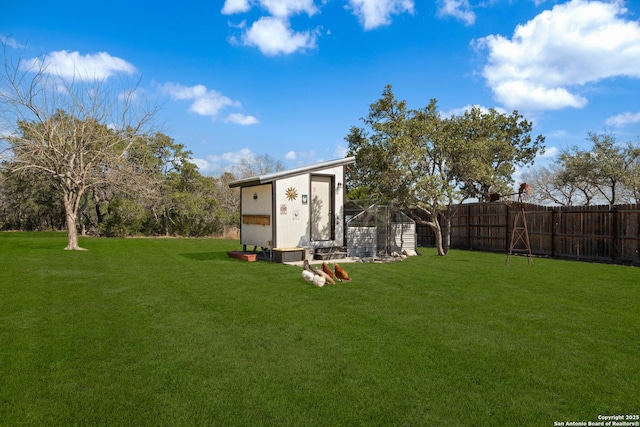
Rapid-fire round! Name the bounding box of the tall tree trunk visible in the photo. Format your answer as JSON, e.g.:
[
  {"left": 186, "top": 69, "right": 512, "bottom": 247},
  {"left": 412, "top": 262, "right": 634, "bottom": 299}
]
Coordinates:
[
  {"left": 429, "top": 219, "right": 446, "bottom": 256},
  {"left": 63, "top": 190, "right": 86, "bottom": 251},
  {"left": 64, "top": 209, "right": 82, "bottom": 250},
  {"left": 442, "top": 215, "right": 451, "bottom": 254},
  {"left": 417, "top": 205, "right": 448, "bottom": 256}
]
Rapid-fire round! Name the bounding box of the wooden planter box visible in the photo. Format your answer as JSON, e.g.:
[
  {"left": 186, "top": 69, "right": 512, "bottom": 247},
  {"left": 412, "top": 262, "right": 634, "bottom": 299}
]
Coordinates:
[{"left": 227, "top": 251, "right": 258, "bottom": 262}]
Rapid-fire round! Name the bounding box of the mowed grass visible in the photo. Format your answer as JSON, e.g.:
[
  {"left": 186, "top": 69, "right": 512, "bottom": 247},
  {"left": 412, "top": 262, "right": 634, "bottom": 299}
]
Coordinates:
[{"left": 0, "top": 233, "right": 638, "bottom": 426}]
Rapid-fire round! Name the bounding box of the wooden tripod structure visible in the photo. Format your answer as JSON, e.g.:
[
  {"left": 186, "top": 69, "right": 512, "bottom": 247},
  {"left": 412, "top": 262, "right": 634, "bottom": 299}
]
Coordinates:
[{"left": 506, "top": 184, "right": 533, "bottom": 266}]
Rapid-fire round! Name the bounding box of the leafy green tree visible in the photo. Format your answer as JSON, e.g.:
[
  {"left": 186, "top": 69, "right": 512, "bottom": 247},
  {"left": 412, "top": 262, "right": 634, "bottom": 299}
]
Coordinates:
[
  {"left": 79, "top": 133, "right": 179, "bottom": 236},
  {"left": 0, "top": 167, "right": 65, "bottom": 230},
  {"left": 92, "top": 133, "right": 225, "bottom": 237},
  {"left": 449, "top": 106, "right": 543, "bottom": 200},
  {"left": 163, "top": 162, "right": 221, "bottom": 236},
  {"left": 346, "top": 85, "right": 544, "bottom": 255},
  {"left": 125, "top": 133, "right": 194, "bottom": 236},
  {"left": 99, "top": 196, "right": 147, "bottom": 237},
  {"left": 215, "top": 171, "right": 240, "bottom": 235}
]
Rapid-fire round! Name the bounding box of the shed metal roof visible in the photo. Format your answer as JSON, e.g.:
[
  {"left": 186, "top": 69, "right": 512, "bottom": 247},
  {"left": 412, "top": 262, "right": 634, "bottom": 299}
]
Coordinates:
[{"left": 228, "top": 156, "right": 355, "bottom": 188}]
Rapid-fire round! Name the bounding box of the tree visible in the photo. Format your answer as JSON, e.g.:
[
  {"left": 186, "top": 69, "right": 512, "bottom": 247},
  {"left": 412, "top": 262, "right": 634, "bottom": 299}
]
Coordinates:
[
  {"left": 159, "top": 161, "right": 221, "bottom": 236},
  {"left": 346, "top": 85, "right": 544, "bottom": 255},
  {"left": 127, "top": 132, "right": 194, "bottom": 236},
  {"left": 558, "top": 132, "right": 640, "bottom": 206},
  {"left": 235, "top": 153, "right": 286, "bottom": 179},
  {"left": 0, "top": 46, "right": 156, "bottom": 249},
  {"left": 523, "top": 164, "right": 597, "bottom": 206},
  {"left": 450, "top": 106, "right": 543, "bottom": 200},
  {"left": 0, "top": 166, "right": 65, "bottom": 230},
  {"left": 627, "top": 152, "right": 640, "bottom": 203},
  {"left": 215, "top": 171, "right": 241, "bottom": 235}
]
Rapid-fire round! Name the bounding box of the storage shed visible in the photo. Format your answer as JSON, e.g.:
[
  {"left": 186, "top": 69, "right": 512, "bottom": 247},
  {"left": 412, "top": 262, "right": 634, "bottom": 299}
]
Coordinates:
[{"left": 228, "top": 157, "right": 355, "bottom": 262}]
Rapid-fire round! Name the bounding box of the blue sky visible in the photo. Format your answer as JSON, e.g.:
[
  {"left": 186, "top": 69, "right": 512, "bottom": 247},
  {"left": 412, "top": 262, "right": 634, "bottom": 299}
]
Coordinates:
[{"left": 3, "top": 0, "right": 640, "bottom": 178}]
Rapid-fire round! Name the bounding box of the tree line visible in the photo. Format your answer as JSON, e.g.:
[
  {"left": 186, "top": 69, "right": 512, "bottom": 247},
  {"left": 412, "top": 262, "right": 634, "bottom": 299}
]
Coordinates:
[
  {"left": 2, "top": 44, "right": 638, "bottom": 255},
  {"left": 0, "top": 128, "right": 239, "bottom": 239},
  {"left": 0, "top": 126, "right": 282, "bottom": 240},
  {"left": 0, "top": 44, "right": 285, "bottom": 250}
]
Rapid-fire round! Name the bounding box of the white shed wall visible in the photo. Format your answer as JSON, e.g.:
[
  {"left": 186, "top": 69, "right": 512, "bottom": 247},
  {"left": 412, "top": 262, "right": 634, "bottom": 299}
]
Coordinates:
[
  {"left": 273, "top": 164, "right": 347, "bottom": 249},
  {"left": 240, "top": 184, "right": 273, "bottom": 248},
  {"left": 273, "top": 174, "right": 310, "bottom": 248},
  {"left": 390, "top": 223, "right": 416, "bottom": 253}
]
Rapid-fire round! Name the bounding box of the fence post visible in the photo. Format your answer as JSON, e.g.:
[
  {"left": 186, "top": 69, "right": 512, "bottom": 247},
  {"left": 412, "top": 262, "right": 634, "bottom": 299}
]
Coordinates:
[
  {"left": 467, "top": 204, "right": 471, "bottom": 249},
  {"left": 611, "top": 205, "right": 619, "bottom": 262},
  {"left": 551, "top": 208, "right": 556, "bottom": 258},
  {"left": 504, "top": 202, "right": 509, "bottom": 253}
]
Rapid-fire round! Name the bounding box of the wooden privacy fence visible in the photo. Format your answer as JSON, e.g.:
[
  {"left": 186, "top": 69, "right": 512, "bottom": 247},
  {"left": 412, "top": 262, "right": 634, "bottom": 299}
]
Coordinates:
[{"left": 416, "top": 203, "right": 640, "bottom": 265}]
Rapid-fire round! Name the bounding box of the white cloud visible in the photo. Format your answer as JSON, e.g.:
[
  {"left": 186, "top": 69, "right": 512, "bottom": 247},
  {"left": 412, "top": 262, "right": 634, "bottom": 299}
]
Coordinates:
[
  {"left": 222, "top": 0, "right": 251, "bottom": 14},
  {"left": 223, "top": 0, "right": 318, "bottom": 17},
  {"left": 491, "top": 80, "right": 587, "bottom": 111},
  {"left": 347, "top": 0, "right": 415, "bottom": 30},
  {"left": 605, "top": 111, "right": 640, "bottom": 127},
  {"left": 193, "top": 148, "right": 256, "bottom": 175},
  {"left": 539, "top": 146, "right": 559, "bottom": 158},
  {"left": 333, "top": 143, "right": 348, "bottom": 158},
  {"left": 260, "top": 0, "right": 319, "bottom": 17},
  {"left": 211, "top": 148, "right": 255, "bottom": 164},
  {"left": 436, "top": 0, "right": 475, "bottom": 26},
  {"left": 474, "top": 0, "right": 640, "bottom": 111},
  {"left": 190, "top": 158, "right": 213, "bottom": 173},
  {"left": 22, "top": 50, "right": 136, "bottom": 81},
  {"left": 546, "top": 130, "right": 569, "bottom": 140},
  {"left": 284, "top": 150, "right": 297, "bottom": 160},
  {"left": 242, "top": 16, "right": 317, "bottom": 55},
  {"left": 225, "top": 0, "right": 414, "bottom": 55},
  {"left": 441, "top": 104, "right": 508, "bottom": 117},
  {"left": 225, "top": 113, "right": 260, "bottom": 125},
  {"left": 160, "top": 82, "right": 247, "bottom": 120},
  {"left": 0, "top": 35, "right": 23, "bottom": 49}
]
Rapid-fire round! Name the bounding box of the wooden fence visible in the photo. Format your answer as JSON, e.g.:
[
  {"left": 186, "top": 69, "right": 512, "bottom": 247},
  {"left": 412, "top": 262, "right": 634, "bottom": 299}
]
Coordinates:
[{"left": 416, "top": 203, "right": 640, "bottom": 265}]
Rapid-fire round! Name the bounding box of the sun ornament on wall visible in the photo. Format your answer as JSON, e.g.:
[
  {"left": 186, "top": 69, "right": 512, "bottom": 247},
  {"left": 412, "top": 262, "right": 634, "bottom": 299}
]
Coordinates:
[{"left": 285, "top": 187, "right": 298, "bottom": 201}]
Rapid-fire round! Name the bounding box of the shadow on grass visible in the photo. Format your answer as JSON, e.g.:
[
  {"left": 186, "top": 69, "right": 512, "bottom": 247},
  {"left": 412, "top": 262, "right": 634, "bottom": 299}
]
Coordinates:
[
  {"left": 181, "top": 251, "right": 273, "bottom": 263},
  {"left": 180, "top": 251, "right": 235, "bottom": 262}
]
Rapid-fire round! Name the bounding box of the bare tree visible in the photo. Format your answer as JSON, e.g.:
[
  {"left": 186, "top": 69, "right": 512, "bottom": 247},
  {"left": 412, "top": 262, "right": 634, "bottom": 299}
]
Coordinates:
[
  {"left": 236, "top": 153, "right": 285, "bottom": 178},
  {"left": 523, "top": 164, "right": 597, "bottom": 206},
  {"left": 627, "top": 152, "right": 640, "bottom": 203},
  {"left": 0, "top": 44, "right": 157, "bottom": 250},
  {"left": 559, "top": 132, "right": 640, "bottom": 206}
]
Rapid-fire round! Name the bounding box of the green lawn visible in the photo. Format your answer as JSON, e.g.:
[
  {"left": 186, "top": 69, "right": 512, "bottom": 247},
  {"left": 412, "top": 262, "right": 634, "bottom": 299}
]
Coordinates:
[{"left": 1, "top": 232, "right": 638, "bottom": 426}]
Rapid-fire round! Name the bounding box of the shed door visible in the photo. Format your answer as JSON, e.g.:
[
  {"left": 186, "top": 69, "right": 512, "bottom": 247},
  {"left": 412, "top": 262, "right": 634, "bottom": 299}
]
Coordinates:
[{"left": 311, "top": 175, "right": 334, "bottom": 241}]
